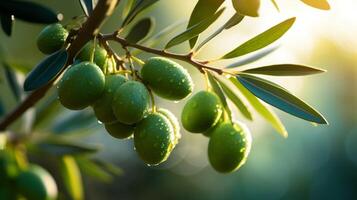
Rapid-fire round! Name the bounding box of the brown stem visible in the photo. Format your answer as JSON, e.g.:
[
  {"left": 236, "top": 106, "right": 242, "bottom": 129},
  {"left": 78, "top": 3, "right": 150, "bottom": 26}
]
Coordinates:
[
  {"left": 0, "top": 0, "right": 119, "bottom": 131},
  {"left": 100, "top": 33, "right": 224, "bottom": 75}
]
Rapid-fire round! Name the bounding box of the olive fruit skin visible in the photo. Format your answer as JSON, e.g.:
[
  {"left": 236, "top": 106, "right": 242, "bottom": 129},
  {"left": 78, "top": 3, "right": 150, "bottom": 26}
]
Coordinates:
[
  {"left": 112, "top": 81, "right": 150, "bottom": 125},
  {"left": 157, "top": 108, "right": 181, "bottom": 145},
  {"left": 134, "top": 113, "right": 176, "bottom": 165},
  {"left": 104, "top": 121, "right": 134, "bottom": 139},
  {"left": 208, "top": 121, "right": 252, "bottom": 173},
  {"left": 181, "top": 91, "right": 223, "bottom": 133},
  {"left": 58, "top": 62, "right": 105, "bottom": 110},
  {"left": 76, "top": 42, "right": 108, "bottom": 69},
  {"left": 37, "top": 23, "right": 68, "bottom": 54},
  {"left": 141, "top": 57, "right": 194, "bottom": 100},
  {"left": 93, "top": 75, "right": 127, "bottom": 123},
  {"left": 232, "top": 0, "right": 260, "bottom": 17},
  {"left": 16, "top": 165, "right": 58, "bottom": 200}
]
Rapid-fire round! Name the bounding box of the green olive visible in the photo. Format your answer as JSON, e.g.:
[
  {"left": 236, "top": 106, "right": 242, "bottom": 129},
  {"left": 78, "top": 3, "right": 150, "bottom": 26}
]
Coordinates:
[
  {"left": 93, "top": 75, "right": 127, "bottom": 123},
  {"left": 208, "top": 121, "right": 252, "bottom": 173},
  {"left": 141, "top": 57, "right": 194, "bottom": 100},
  {"left": 112, "top": 81, "right": 150, "bottom": 125},
  {"left": 16, "top": 165, "right": 58, "bottom": 200},
  {"left": 134, "top": 113, "right": 176, "bottom": 165},
  {"left": 76, "top": 42, "right": 108, "bottom": 69},
  {"left": 157, "top": 108, "right": 181, "bottom": 146},
  {"left": 58, "top": 62, "right": 105, "bottom": 110},
  {"left": 37, "top": 23, "right": 68, "bottom": 54},
  {"left": 104, "top": 121, "right": 135, "bottom": 139},
  {"left": 232, "top": 0, "right": 260, "bottom": 17},
  {"left": 181, "top": 91, "right": 223, "bottom": 133}
]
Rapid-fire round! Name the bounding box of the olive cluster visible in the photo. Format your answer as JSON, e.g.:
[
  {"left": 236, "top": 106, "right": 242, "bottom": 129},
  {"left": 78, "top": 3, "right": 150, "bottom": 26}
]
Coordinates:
[
  {"left": 0, "top": 152, "right": 57, "bottom": 200},
  {"left": 37, "top": 23, "right": 252, "bottom": 172}
]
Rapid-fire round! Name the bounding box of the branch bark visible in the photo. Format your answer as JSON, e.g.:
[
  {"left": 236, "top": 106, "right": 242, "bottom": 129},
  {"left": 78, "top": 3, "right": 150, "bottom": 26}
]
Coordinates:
[{"left": 0, "top": 0, "right": 119, "bottom": 131}]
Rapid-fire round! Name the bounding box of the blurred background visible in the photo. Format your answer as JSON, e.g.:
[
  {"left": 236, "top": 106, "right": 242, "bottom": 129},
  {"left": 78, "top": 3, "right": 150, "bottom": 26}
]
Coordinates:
[{"left": 0, "top": 0, "right": 356, "bottom": 199}]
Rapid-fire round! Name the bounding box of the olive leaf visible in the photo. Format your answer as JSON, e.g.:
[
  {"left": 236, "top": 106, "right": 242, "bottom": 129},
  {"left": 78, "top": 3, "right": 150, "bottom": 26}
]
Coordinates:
[
  {"left": 300, "top": 0, "right": 330, "bottom": 10},
  {"left": 242, "top": 64, "right": 326, "bottom": 76},
  {"left": 3, "top": 62, "right": 21, "bottom": 101},
  {"left": 196, "top": 13, "right": 244, "bottom": 51},
  {"left": 270, "top": 0, "right": 280, "bottom": 11},
  {"left": 125, "top": 17, "right": 154, "bottom": 44},
  {"left": 79, "top": 0, "right": 96, "bottom": 16},
  {"left": 226, "top": 46, "right": 279, "bottom": 68},
  {"left": 24, "top": 50, "right": 68, "bottom": 92},
  {"left": 122, "top": 0, "right": 135, "bottom": 19},
  {"left": 215, "top": 77, "right": 253, "bottom": 120},
  {"left": 76, "top": 157, "right": 114, "bottom": 183},
  {"left": 59, "top": 156, "right": 84, "bottom": 200},
  {"left": 0, "top": 14, "right": 13, "bottom": 36},
  {"left": 51, "top": 110, "right": 97, "bottom": 134},
  {"left": 237, "top": 74, "right": 327, "bottom": 124},
  {"left": 38, "top": 140, "right": 100, "bottom": 156},
  {"left": 0, "top": 99, "right": 5, "bottom": 118},
  {"left": 207, "top": 72, "right": 232, "bottom": 119},
  {"left": 229, "top": 77, "right": 287, "bottom": 137},
  {"left": 165, "top": 8, "right": 225, "bottom": 49},
  {"left": 187, "top": 0, "right": 224, "bottom": 48},
  {"left": 0, "top": 1, "right": 58, "bottom": 24},
  {"left": 122, "top": 0, "right": 159, "bottom": 27},
  {"left": 221, "top": 17, "right": 296, "bottom": 59}
]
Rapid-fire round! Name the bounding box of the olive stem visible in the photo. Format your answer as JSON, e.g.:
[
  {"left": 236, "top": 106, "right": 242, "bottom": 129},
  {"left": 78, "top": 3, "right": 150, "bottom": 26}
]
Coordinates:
[
  {"left": 100, "top": 33, "right": 225, "bottom": 75},
  {"left": 0, "top": 0, "right": 120, "bottom": 131}
]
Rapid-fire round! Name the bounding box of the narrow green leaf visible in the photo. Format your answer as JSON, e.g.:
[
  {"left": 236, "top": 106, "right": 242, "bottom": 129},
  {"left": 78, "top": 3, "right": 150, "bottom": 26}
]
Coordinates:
[
  {"left": 79, "top": 0, "right": 95, "bottom": 16},
  {"left": 0, "top": 14, "right": 13, "bottom": 36},
  {"left": 229, "top": 77, "right": 287, "bottom": 137},
  {"left": 207, "top": 72, "right": 232, "bottom": 119},
  {"left": 122, "top": 0, "right": 135, "bottom": 19},
  {"left": 196, "top": 13, "right": 244, "bottom": 51},
  {"left": 242, "top": 64, "right": 326, "bottom": 76},
  {"left": 187, "top": 0, "right": 224, "bottom": 48},
  {"left": 125, "top": 18, "right": 154, "bottom": 44},
  {"left": 122, "top": 0, "right": 159, "bottom": 27},
  {"left": 0, "top": 1, "right": 59, "bottom": 24},
  {"left": 60, "top": 156, "right": 84, "bottom": 200},
  {"left": 39, "top": 140, "right": 99, "bottom": 156},
  {"left": 237, "top": 74, "right": 327, "bottom": 124},
  {"left": 3, "top": 63, "right": 21, "bottom": 101},
  {"left": 51, "top": 110, "right": 97, "bottom": 134},
  {"left": 131, "top": 21, "right": 185, "bottom": 55},
  {"left": 0, "top": 99, "right": 5, "bottom": 118},
  {"left": 221, "top": 17, "right": 296, "bottom": 59},
  {"left": 165, "top": 8, "right": 225, "bottom": 49},
  {"left": 225, "top": 46, "right": 279, "bottom": 68},
  {"left": 92, "top": 160, "right": 123, "bottom": 176},
  {"left": 24, "top": 50, "right": 68, "bottom": 91},
  {"left": 76, "top": 157, "right": 113, "bottom": 183},
  {"left": 270, "top": 0, "right": 280, "bottom": 12},
  {"left": 300, "top": 0, "right": 330, "bottom": 10},
  {"left": 215, "top": 77, "right": 253, "bottom": 120}
]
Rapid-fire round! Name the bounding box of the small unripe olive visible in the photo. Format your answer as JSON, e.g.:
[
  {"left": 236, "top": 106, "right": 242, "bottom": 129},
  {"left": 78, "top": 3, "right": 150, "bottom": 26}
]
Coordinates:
[
  {"left": 37, "top": 23, "right": 68, "bottom": 54},
  {"left": 232, "top": 0, "right": 260, "bottom": 17},
  {"left": 208, "top": 121, "right": 252, "bottom": 173},
  {"left": 134, "top": 113, "right": 176, "bottom": 165},
  {"left": 16, "top": 165, "right": 58, "bottom": 200},
  {"left": 157, "top": 108, "right": 181, "bottom": 146},
  {"left": 76, "top": 42, "right": 108, "bottom": 69},
  {"left": 181, "top": 91, "right": 223, "bottom": 133},
  {"left": 104, "top": 121, "right": 135, "bottom": 139},
  {"left": 58, "top": 62, "right": 105, "bottom": 110},
  {"left": 112, "top": 81, "right": 150, "bottom": 125},
  {"left": 93, "top": 75, "right": 127, "bottom": 123},
  {"left": 141, "top": 57, "right": 194, "bottom": 100}
]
